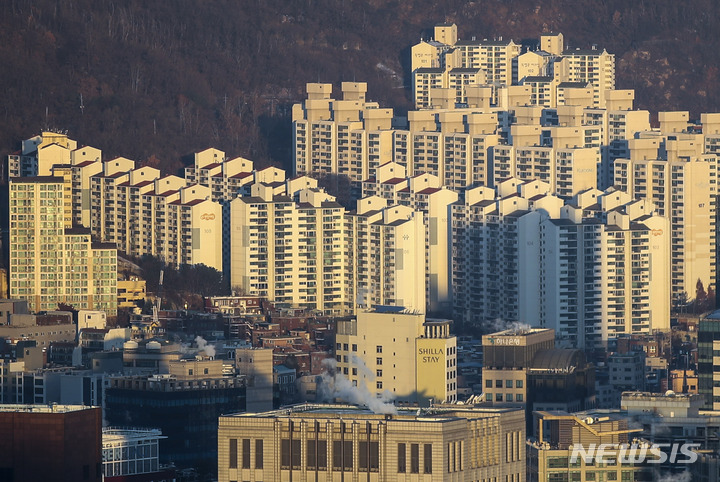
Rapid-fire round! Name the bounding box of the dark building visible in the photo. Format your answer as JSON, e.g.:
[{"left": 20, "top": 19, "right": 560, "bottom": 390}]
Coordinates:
[
  {"left": 0, "top": 404, "right": 102, "bottom": 482},
  {"left": 105, "top": 374, "right": 246, "bottom": 477},
  {"left": 698, "top": 310, "right": 720, "bottom": 409},
  {"left": 527, "top": 349, "right": 596, "bottom": 412}
]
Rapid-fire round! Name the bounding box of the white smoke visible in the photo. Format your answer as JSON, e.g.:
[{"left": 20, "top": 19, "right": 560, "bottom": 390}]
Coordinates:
[
  {"left": 655, "top": 471, "right": 691, "bottom": 482},
  {"left": 488, "top": 318, "right": 532, "bottom": 333},
  {"left": 318, "top": 358, "right": 397, "bottom": 415},
  {"left": 195, "top": 335, "right": 216, "bottom": 358}
]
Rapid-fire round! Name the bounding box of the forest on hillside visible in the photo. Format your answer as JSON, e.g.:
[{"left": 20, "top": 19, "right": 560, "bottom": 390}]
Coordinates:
[{"left": 1, "top": 0, "right": 720, "bottom": 174}]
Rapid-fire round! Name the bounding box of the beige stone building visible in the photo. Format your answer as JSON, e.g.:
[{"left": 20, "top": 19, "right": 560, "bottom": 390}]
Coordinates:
[{"left": 218, "top": 403, "right": 525, "bottom": 482}]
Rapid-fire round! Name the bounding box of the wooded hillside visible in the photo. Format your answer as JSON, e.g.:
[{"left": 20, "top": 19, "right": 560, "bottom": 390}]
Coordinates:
[{"left": 1, "top": 0, "right": 719, "bottom": 173}]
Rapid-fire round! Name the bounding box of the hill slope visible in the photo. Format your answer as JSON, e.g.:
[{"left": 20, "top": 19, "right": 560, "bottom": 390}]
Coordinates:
[{"left": 1, "top": 0, "right": 719, "bottom": 172}]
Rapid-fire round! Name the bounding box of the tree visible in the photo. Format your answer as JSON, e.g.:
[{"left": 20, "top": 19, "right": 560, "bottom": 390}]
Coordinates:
[{"left": 696, "top": 279, "right": 708, "bottom": 314}]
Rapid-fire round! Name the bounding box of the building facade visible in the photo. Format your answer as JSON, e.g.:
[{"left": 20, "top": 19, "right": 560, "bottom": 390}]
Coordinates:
[
  {"left": 8, "top": 177, "right": 117, "bottom": 314},
  {"left": 335, "top": 308, "right": 457, "bottom": 405},
  {"left": 218, "top": 403, "right": 526, "bottom": 482}
]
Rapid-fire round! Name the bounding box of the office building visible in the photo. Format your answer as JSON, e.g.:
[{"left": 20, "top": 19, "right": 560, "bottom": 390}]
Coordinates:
[
  {"left": 218, "top": 403, "right": 525, "bottom": 482},
  {"left": 102, "top": 427, "right": 176, "bottom": 481},
  {"left": 482, "top": 328, "right": 595, "bottom": 412},
  {"left": 0, "top": 404, "right": 102, "bottom": 482},
  {"left": 527, "top": 410, "right": 643, "bottom": 482},
  {"left": 698, "top": 309, "right": 720, "bottom": 409},
  {"left": 105, "top": 373, "right": 246, "bottom": 475}
]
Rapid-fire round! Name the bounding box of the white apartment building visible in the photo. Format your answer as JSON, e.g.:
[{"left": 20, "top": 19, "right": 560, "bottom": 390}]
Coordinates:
[
  {"left": 292, "top": 82, "right": 393, "bottom": 183},
  {"left": 229, "top": 187, "right": 348, "bottom": 314},
  {"left": 88, "top": 160, "right": 223, "bottom": 271},
  {"left": 451, "top": 179, "right": 669, "bottom": 349}
]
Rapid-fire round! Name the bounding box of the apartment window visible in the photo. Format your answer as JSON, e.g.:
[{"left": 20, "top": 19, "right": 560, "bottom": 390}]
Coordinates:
[
  {"left": 496, "top": 393, "right": 503, "bottom": 402},
  {"left": 398, "top": 443, "right": 406, "bottom": 473},
  {"left": 376, "top": 369, "right": 382, "bottom": 377},
  {"left": 410, "top": 444, "right": 419, "bottom": 473},
  {"left": 352, "top": 368, "right": 357, "bottom": 376},
  {"left": 229, "top": 439, "right": 238, "bottom": 468},
  {"left": 495, "top": 380, "right": 502, "bottom": 388},
  {"left": 377, "top": 381, "right": 383, "bottom": 390},
  {"left": 376, "top": 345, "right": 382, "bottom": 353},
  {"left": 516, "top": 394, "right": 523, "bottom": 402},
  {"left": 352, "top": 344, "right": 357, "bottom": 352},
  {"left": 255, "top": 439, "right": 263, "bottom": 469},
  {"left": 516, "top": 380, "right": 523, "bottom": 388},
  {"left": 242, "top": 438, "right": 250, "bottom": 469},
  {"left": 506, "top": 380, "right": 513, "bottom": 388},
  {"left": 424, "top": 444, "right": 433, "bottom": 474},
  {"left": 376, "top": 357, "right": 382, "bottom": 365},
  {"left": 486, "top": 379, "right": 492, "bottom": 388}
]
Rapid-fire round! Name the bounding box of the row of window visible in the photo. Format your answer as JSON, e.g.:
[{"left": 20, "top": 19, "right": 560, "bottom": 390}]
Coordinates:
[
  {"left": 486, "top": 392, "right": 523, "bottom": 402},
  {"left": 485, "top": 379, "right": 523, "bottom": 389}
]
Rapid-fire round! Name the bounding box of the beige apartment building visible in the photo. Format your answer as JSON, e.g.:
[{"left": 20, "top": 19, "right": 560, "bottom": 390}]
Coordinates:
[
  {"left": 292, "top": 82, "right": 394, "bottom": 183},
  {"left": 361, "top": 163, "right": 457, "bottom": 314},
  {"left": 614, "top": 132, "right": 717, "bottom": 299},
  {"left": 218, "top": 403, "right": 526, "bottom": 482},
  {"left": 335, "top": 309, "right": 457, "bottom": 405},
  {"left": 9, "top": 177, "right": 117, "bottom": 314}
]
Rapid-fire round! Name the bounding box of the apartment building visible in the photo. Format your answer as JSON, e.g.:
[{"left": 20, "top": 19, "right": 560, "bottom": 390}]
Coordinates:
[
  {"left": 349, "top": 198, "right": 426, "bottom": 313},
  {"left": 614, "top": 134, "right": 717, "bottom": 300},
  {"left": 555, "top": 47, "right": 616, "bottom": 108},
  {"left": 88, "top": 159, "right": 223, "bottom": 271},
  {"left": 292, "top": 82, "right": 394, "bottom": 183},
  {"left": 9, "top": 177, "right": 117, "bottom": 314},
  {"left": 229, "top": 187, "right": 348, "bottom": 314},
  {"left": 218, "top": 403, "right": 525, "bottom": 482},
  {"left": 451, "top": 179, "right": 669, "bottom": 348},
  {"left": 335, "top": 308, "right": 457, "bottom": 405},
  {"left": 362, "top": 163, "right": 458, "bottom": 313}
]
